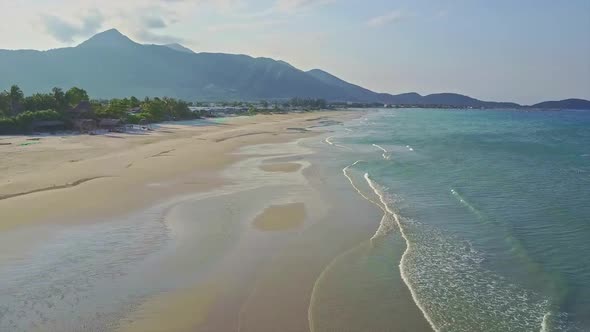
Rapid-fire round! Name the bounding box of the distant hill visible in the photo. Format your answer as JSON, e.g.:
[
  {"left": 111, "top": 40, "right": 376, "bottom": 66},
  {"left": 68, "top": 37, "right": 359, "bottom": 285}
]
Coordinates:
[
  {"left": 531, "top": 99, "right": 590, "bottom": 110},
  {"left": 306, "top": 69, "right": 520, "bottom": 108},
  {"left": 0, "top": 29, "right": 587, "bottom": 108},
  {"left": 163, "top": 43, "right": 195, "bottom": 54},
  {"left": 306, "top": 69, "right": 378, "bottom": 101}
]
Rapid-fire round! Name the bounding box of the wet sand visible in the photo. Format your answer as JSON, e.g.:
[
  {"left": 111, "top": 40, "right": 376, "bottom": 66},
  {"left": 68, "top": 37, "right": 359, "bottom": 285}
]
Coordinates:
[
  {"left": 118, "top": 282, "right": 221, "bottom": 332},
  {"left": 252, "top": 202, "right": 306, "bottom": 231},
  {"left": 0, "top": 110, "right": 432, "bottom": 332},
  {"left": 259, "top": 162, "right": 302, "bottom": 173}
]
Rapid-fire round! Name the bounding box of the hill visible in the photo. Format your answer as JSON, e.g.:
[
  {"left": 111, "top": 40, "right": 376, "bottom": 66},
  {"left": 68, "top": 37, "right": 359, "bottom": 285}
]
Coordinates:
[
  {"left": 531, "top": 99, "right": 590, "bottom": 110},
  {"left": 0, "top": 29, "right": 586, "bottom": 108}
]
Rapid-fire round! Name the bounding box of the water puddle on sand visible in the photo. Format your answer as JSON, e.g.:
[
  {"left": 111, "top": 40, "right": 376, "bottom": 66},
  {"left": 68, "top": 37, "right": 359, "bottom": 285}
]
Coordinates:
[{"left": 0, "top": 207, "right": 170, "bottom": 331}]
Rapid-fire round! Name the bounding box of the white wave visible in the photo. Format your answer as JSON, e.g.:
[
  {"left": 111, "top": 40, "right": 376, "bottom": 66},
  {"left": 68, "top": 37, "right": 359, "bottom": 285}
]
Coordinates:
[
  {"left": 363, "top": 173, "right": 439, "bottom": 332},
  {"left": 372, "top": 144, "right": 391, "bottom": 160},
  {"left": 406, "top": 145, "right": 414, "bottom": 152},
  {"left": 342, "top": 161, "right": 383, "bottom": 210},
  {"left": 324, "top": 136, "right": 352, "bottom": 150},
  {"left": 540, "top": 312, "right": 551, "bottom": 332},
  {"left": 450, "top": 188, "right": 485, "bottom": 221}
]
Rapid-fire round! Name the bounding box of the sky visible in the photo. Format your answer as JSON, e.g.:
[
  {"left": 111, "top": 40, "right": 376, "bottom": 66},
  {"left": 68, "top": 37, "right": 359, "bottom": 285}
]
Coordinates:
[{"left": 0, "top": 0, "right": 589, "bottom": 104}]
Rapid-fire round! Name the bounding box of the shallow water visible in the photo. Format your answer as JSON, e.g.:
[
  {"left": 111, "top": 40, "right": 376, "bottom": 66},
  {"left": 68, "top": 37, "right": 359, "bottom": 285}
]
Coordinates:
[{"left": 320, "top": 108, "right": 590, "bottom": 331}]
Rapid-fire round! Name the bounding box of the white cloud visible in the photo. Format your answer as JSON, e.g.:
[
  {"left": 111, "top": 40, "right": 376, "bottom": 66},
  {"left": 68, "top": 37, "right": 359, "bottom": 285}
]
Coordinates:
[
  {"left": 41, "top": 9, "right": 104, "bottom": 43},
  {"left": 207, "top": 19, "right": 285, "bottom": 32},
  {"left": 275, "top": 0, "right": 335, "bottom": 12},
  {"left": 140, "top": 16, "right": 168, "bottom": 29},
  {"left": 135, "top": 29, "right": 184, "bottom": 44},
  {"left": 367, "top": 10, "right": 405, "bottom": 27}
]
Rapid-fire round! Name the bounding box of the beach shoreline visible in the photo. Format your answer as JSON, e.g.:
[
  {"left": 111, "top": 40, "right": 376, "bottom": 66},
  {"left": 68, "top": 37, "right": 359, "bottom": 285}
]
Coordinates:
[{"left": 0, "top": 109, "right": 435, "bottom": 332}]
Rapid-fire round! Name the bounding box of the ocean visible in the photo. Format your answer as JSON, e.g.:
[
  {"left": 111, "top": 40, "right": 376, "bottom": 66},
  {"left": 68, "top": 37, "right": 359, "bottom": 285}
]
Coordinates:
[{"left": 311, "top": 108, "right": 590, "bottom": 331}]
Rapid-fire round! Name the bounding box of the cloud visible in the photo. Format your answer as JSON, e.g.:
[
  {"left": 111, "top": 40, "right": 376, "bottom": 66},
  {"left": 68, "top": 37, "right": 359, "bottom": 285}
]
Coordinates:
[
  {"left": 207, "top": 19, "right": 285, "bottom": 32},
  {"left": 161, "top": 0, "right": 243, "bottom": 11},
  {"left": 41, "top": 9, "right": 104, "bottom": 43},
  {"left": 275, "top": 0, "right": 335, "bottom": 12},
  {"left": 367, "top": 10, "right": 405, "bottom": 27},
  {"left": 135, "top": 28, "right": 183, "bottom": 44},
  {"left": 141, "top": 15, "right": 168, "bottom": 29}
]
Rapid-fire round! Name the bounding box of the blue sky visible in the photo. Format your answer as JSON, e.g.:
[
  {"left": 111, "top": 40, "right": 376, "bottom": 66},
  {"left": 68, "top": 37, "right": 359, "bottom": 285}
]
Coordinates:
[{"left": 0, "top": 0, "right": 588, "bottom": 104}]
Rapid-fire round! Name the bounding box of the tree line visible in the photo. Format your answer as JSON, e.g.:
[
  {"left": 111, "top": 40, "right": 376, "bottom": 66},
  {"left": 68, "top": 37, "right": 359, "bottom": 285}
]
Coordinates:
[
  {"left": 0, "top": 85, "right": 200, "bottom": 134},
  {"left": 0, "top": 85, "right": 329, "bottom": 134},
  {"left": 200, "top": 98, "right": 327, "bottom": 110}
]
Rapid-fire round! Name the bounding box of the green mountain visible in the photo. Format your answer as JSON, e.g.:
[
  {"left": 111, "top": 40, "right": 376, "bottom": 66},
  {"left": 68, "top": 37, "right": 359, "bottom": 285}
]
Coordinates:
[
  {"left": 0, "top": 29, "right": 586, "bottom": 108},
  {"left": 531, "top": 99, "right": 590, "bottom": 110},
  {"left": 0, "top": 29, "right": 350, "bottom": 101}
]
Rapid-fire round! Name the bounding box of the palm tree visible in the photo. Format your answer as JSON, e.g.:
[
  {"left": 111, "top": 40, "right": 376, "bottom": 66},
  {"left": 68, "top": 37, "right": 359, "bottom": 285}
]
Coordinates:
[{"left": 9, "top": 85, "right": 24, "bottom": 115}]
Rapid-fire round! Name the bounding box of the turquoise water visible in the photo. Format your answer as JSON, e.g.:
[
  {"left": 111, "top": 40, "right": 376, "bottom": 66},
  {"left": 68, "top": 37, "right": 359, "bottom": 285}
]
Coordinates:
[{"left": 332, "top": 109, "right": 590, "bottom": 331}]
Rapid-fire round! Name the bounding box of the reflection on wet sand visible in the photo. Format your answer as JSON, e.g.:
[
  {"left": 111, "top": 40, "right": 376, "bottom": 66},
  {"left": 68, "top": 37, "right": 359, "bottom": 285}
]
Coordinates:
[
  {"left": 259, "top": 162, "right": 302, "bottom": 173},
  {"left": 0, "top": 111, "right": 432, "bottom": 332},
  {"left": 118, "top": 282, "right": 221, "bottom": 332},
  {"left": 252, "top": 203, "right": 306, "bottom": 231}
]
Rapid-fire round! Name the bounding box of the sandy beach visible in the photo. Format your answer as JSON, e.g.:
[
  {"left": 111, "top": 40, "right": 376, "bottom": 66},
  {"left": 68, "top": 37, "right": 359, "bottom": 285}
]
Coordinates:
[
  {"left": 0, "top": 110, "right": 433, "bottom": 332},
  {"left": 0, "top": 113, "right": 344, "bottom": 231}
]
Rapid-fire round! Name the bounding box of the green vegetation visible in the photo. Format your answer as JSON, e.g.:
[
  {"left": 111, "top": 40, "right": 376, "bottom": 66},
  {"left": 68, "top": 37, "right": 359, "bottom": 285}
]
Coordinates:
[
  {"left": 285, "top": 98, "right": 327, "bottom": 109},
  {"left": 246, "top": 98, "right": 327, "bottom": 115},
  {"left": 0, "top": 85, "right": 201, "bottom": 134},
  {"left": 0, "top": 84, "right": 330, "bottom": 135}
]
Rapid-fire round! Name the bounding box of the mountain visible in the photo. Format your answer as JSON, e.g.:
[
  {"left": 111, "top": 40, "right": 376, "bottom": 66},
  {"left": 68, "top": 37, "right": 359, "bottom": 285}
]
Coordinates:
[
  {"left": 531, "top": 99, "right": 590, "bottom": 110},
  {"left": 307, "top": 69, "right": 378, "bottom": 101},
  {"left": 0, "top": 29, "right": 585, "bottom": 108},
  {"left": 78, "top": 28, "right": 139, "bottom": 49},
  {"left": 163, "top": 43, "right": 195, "bottom": 54},
  {"left": 306, "top": 69, "right": 520, "bottom": 107},
  {"left": 419, "top": 93, "right": 521, "bottom": 108},
  {"left": 0, "top": 29, "right": 356, "bottom": 101}
]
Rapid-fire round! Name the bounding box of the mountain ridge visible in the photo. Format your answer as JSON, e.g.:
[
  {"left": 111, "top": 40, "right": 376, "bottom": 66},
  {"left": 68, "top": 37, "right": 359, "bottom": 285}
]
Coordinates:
[
  {"left": 162, "top": 43, "right": 195, "bottom": 54},
  {"left": 0, "top": 29, "right": 588, "bottom": 109},
  {"left": 531, "top": 98, "right": 590, "bottom": 110}
]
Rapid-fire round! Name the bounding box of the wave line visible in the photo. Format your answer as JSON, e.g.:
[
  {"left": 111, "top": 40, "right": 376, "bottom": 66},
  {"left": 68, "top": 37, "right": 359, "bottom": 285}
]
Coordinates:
[
  {"left": 372, "top": 144, "right": 391, "bottom": 160},
  {"left": 363, "top": 173, "right": 439, "bottom": 332},
  {"left": 325, "top": 136, "right": 352, "bottom": 150},
  {"left": 539, "top": 311, "right": 551, "bottom": 332}
]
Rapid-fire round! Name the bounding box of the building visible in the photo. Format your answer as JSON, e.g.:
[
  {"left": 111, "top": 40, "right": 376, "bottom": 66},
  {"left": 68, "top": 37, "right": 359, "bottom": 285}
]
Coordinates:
[{"left": 188, "top": 106, "right": 247, "bottom": 117}]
